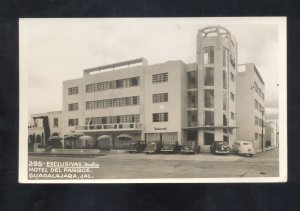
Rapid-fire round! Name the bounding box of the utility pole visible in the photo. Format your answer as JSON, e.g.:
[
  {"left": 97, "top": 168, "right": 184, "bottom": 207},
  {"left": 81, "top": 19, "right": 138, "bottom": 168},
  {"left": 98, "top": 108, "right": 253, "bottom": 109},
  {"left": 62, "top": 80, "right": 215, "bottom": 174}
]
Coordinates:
[{"left": 261, "top": 109, "right": 264, "bottom": 152}]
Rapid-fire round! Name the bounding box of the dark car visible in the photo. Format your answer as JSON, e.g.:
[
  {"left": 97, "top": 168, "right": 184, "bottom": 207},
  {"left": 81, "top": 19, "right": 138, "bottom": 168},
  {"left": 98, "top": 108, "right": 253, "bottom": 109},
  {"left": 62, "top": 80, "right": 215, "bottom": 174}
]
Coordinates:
[
  {"left": 161, "top": 141, "right": 181, "bottom": 154},
  {"left": 210, "top": 141, "right": 230, "bottom": 155},
  {"left": 181, "top": 142, "right": 200, "bottom": 154},
  {"left": 144, "top": 141, "right": 163, "bottom": 154},
  {"left": 127, "top": 141, "right": 146, "bottom": 153}
]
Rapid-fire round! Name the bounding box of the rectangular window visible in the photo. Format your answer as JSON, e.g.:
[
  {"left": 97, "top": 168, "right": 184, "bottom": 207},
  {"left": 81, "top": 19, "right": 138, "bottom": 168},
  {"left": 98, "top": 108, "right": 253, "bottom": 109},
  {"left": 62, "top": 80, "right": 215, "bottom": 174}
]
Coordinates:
[
  {"left": 205, "top": 111, "right": 214, "bottom": 126},
  {"left": 53, "top": 118, "right": 58, "bottom": 127},
  {"left": 153, "top": 113, "right": 168, "bottom": 122},
  {"left": 231, "top": 92, "right": 235, "bottom": 101},
  {"left": 230, "top": 53, "right": 236, "bottom": 68},
  {"left": 231, "top": 112, "right": 235, "bottom": 120},
  {"left": 254, "top": 82, "right": 258, "bottom": 92},
  {"left": 204, "top": 130, "right": 214, "bottom": 145},
  {"left": 113, "top": 96, "right": 140, "bottom": 107},
  {"left": 86, "top": 99, "right": 111, "bottom": 110},
  {"left": 231, "top": 72, "right": 235, "bottom": 81},
  {"left": 255, "top": 99, "right": 259, "bottom": 109},
  {"left": 68, "top": 87, "right": 78, "bottom": 95},
  {"left": 68, "top": 103, "right": 79, "bottom": 111},
  {"left": 152, "top": 72, "right": 168, "bottom": 83},
  {"left": 223, "top": 70, "right": 227, "bottom": 89},
  {"left": 205, "top": 89, "right": 214, "bottom": 108},
  {"left": 86, "top": 81, "right": 110, "bottom": 93},
  {"left": 223, "top": 90, "right": 228, "bottom": 111},
  {"left": 262, "top": 92, "right": 265, "bottom": 100},
  {"left": 153, "top": 93, "right": 168, "bottom": 103},
  {"left": 204, "top": 46, "right": 214, "bottom": 65},
  {"left": 223, "top": 47, "right": 229, "bottom": 68},
  {"left": 204, "top": 67, "right": 214, "bottom": 86},
  {"left": 187, "top": 71, "right": 197, "bottom": 89},
  {"left": 255, "top": 133, "right": 258, "bottom": 140},
  {"left": 255, "top": 116, "right": 258, "bottom": 125},
  {"left": 68, "top": 119, "right": 78, "bottom": 126},
  {"left": 223, "top": 113, "right": 228, "bottom": 126}
]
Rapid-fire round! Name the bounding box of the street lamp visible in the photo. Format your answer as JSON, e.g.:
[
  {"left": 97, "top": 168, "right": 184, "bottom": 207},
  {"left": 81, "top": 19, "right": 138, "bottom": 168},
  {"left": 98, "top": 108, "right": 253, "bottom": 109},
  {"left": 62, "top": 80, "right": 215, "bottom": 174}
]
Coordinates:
[{"left": 261, "top": 108, "right": 264, "bottom": 152}]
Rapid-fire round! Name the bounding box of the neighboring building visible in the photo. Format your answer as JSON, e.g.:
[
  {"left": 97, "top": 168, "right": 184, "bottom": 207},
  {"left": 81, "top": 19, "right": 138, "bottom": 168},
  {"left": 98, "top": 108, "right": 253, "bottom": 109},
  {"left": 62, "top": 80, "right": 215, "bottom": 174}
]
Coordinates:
[
  {"left": 237, "top": 63, "right": 265, "bottom": 151},
  {"left": 61, "top": 26, "right": 238, "bottom": 151},
  {"left": 265, "top": 120, "right": 277, "bottom": 147},
  {"left": 28, "top": 111, "right": 62, "bottom": 151}
]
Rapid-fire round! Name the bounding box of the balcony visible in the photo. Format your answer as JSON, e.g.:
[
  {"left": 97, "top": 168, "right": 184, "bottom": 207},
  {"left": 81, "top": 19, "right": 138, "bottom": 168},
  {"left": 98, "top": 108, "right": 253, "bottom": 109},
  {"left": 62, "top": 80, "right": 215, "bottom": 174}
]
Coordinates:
[
  {"left": 28, "top": 126, "right": 44, "bottom": 133},
  {"left": 75, "top": 123, "right": 142, "bottom": 132}
]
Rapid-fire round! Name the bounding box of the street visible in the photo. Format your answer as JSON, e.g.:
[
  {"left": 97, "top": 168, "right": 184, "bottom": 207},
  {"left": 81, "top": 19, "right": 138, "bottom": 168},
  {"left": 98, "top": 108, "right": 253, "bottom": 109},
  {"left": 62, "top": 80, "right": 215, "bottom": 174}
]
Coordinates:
[{"left": 28, "top": 148, "right": 279, "bottom": 179}]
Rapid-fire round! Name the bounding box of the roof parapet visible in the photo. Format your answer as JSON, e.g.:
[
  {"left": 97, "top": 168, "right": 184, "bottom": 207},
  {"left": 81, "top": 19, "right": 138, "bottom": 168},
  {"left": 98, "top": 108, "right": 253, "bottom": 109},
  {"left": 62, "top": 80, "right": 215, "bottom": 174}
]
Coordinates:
[{"left": 84, "top": 58, "right": 148, "bottom": 75}]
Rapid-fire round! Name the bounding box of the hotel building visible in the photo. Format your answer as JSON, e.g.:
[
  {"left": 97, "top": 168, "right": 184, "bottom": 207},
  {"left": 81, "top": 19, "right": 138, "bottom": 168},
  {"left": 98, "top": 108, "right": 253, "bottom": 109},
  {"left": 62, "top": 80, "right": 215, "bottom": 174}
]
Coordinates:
[
  {"left": 60, "top": 26, "right": 238, "bottom": 152},
  {"left": 237, "top": 63, "right": 266, "bottom": 151}
]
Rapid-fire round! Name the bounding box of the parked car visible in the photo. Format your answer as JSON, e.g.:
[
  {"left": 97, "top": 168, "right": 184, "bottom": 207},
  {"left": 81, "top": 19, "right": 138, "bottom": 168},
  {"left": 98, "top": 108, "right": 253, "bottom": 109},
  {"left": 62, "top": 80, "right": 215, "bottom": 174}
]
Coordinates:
[
  {"left": 232, "top": 140, "right": 256, "bottom": 157},
  {"left": 210, "top": 141, "right": 230, "bottom": 155},
  {"left": 161, "top": 141, "right": 181, "bottom": 154},
  {"left": 144, "top": 141, "right": 163, "bottom": 154},
  {"left": 181, "top": 142, "right": 200, "bottom": 154},
  {"left": 127, "top": 141, "right": 146, "bottom": 153}
]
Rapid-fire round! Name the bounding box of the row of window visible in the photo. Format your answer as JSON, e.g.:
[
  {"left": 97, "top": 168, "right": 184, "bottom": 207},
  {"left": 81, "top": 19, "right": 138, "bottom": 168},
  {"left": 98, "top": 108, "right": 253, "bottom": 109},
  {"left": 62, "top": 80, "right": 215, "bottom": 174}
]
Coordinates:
[
  {"left": 153, "top": 112, "right": 168, "bottom": 122},
  {"left": 68, "top": 112, "right": 169, "bottom": 126},
  {"left": 254, "top": 99, "right": 264, "bottom": 112},
  {"left": 254, "top": 82, "right": 265, "bottom": 100},
  {"left": 86, "top": 76, "right": 140, "bottom": 93},
  {"left": 85, "top": 114, "right": 140, "bottom": 125},
  {"left": 152, "top": 72, "right": 168, "bottom": 83},
  {"left": 69, "top": 92, "right": 169, "bottom": 111},
  {"left": 68, "top": 72, "right": 169, "bottom": 95},
  {"left": 86, "top": 96, "right": 140, "bottom": 110}
]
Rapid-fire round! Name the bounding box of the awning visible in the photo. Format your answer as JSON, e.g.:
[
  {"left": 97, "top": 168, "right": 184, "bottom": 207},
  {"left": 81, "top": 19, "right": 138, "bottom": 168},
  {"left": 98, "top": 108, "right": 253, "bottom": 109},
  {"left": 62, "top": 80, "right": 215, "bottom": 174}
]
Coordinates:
[
  {"left": 64, "top": 135, "right": 79, "bottom": 140},
  {"left": 79, "top": 135, "right": 93, "bottom": 141},
  {"left": 49, "top": 136, "right": 62, "bottom": 140},
  {"left": 97, "top": 135, "right": 110, "bottom": 141},
  {"left": 117, "top": 134, "right": 132, "bottom": 140}
]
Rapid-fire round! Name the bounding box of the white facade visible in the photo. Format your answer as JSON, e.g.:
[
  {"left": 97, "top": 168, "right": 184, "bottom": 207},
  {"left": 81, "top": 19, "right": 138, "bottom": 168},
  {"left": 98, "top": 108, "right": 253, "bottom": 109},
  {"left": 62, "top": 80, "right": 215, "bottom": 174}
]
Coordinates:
[{"left": 237, "top": 63, "right": 266, "bottom": 151}]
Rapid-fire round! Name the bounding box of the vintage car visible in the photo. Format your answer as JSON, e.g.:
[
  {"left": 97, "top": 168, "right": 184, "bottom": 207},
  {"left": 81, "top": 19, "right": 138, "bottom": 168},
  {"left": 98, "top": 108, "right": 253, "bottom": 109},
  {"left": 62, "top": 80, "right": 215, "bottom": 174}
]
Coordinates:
[
  {"left": 181, "top": 142, "right": 200, "bottom": 154},
  {"left": 210, "top": 141, "right": 230, "bottom": 155},
  {"left": 144, "top": 141, "right": 163, "bottom": 154},
  {"left": 232, "top": 140, "right": 256, "bottom": 157},
  {"left": 161, "top": 141, "right": 181, "bottom": 154},
  {"left": 127, "top": 141, "right": 146, "bottom": 153}
]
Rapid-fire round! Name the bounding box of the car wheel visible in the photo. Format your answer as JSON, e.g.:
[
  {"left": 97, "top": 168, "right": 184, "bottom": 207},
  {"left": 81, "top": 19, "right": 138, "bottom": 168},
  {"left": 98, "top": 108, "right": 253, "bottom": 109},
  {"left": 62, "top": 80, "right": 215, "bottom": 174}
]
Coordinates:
[{"left": 250, "top": 154, "right": 253, "bottom": 157}]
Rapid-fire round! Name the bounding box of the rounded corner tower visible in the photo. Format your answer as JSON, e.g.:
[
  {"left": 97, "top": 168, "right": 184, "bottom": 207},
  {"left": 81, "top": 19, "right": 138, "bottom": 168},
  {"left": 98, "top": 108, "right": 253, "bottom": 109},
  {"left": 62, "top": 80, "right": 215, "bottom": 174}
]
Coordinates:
[{"left": 196, "top": 25, "right": 238, "bottom": 151}]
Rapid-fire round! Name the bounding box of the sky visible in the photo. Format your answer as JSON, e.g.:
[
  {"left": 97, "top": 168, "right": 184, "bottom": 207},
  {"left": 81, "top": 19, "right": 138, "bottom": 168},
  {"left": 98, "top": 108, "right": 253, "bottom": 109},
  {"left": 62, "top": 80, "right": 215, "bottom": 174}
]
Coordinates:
[{"left": 20, "top": 18, "right": 285, "bottom": 120}]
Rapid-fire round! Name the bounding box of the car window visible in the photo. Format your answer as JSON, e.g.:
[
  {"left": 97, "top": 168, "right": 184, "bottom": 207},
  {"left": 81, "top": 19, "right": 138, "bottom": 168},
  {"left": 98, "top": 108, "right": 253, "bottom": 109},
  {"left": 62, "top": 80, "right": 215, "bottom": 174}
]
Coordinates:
[{"left": 243, "top": 143, "right": 249, "bottom": 145}]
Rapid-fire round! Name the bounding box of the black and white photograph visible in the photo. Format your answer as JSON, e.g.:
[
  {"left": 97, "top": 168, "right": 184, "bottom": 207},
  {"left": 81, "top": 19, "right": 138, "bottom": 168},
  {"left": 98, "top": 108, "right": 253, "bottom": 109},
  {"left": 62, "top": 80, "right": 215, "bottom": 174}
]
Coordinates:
[{"left": 19, "top": 17, "right": 287, "bottom": 183}]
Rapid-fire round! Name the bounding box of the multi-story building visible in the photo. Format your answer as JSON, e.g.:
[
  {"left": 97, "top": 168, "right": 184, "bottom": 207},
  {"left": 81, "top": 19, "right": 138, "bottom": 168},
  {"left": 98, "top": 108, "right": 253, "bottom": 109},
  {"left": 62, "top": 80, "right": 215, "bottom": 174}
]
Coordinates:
[
  {"left": 237, "top": 63, "right": 266, "bottom": 151},
  {"left": 265, "top": 120, "right": 276, "bottom": 147},
  {"left": 28, "top": 111, "right": 62, "bottom": 151},
  {"left": 61, "top": 26, "right": 238, "bottom": 151}
]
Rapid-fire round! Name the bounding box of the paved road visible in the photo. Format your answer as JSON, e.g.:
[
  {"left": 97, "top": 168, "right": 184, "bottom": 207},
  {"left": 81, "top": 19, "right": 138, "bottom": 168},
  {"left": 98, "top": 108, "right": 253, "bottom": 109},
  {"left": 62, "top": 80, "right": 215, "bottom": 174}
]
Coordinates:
[{"left": 28, "top": 148, "right": 279, "bottom": 179}]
